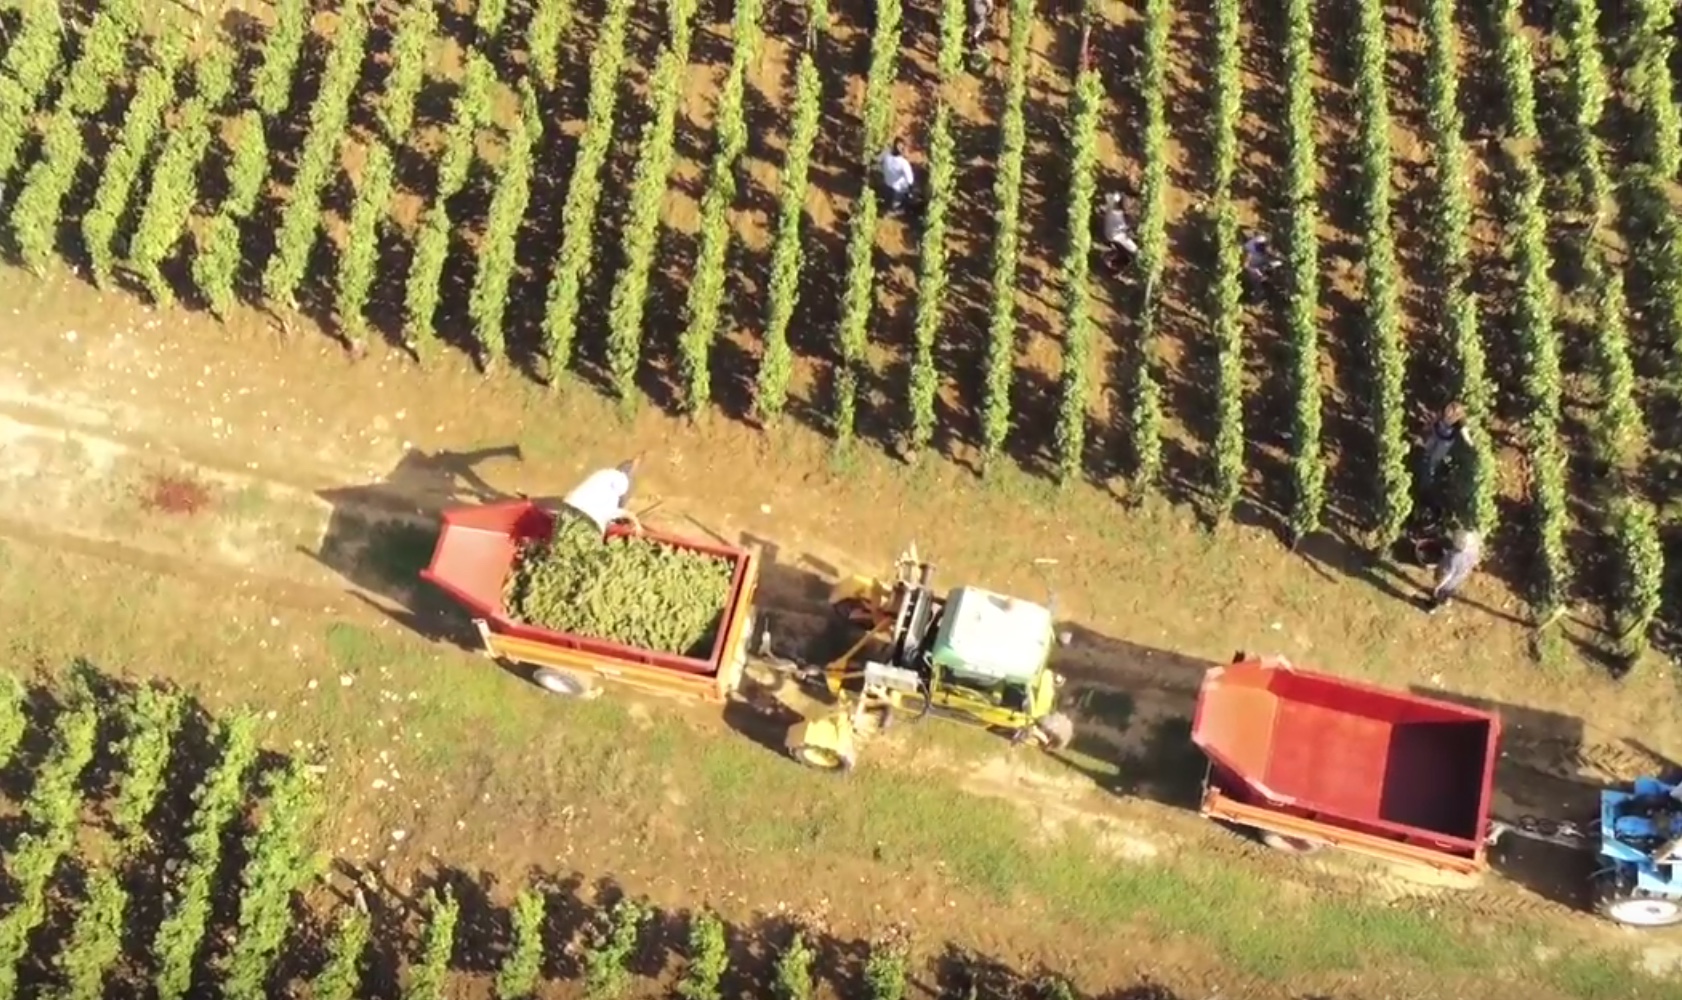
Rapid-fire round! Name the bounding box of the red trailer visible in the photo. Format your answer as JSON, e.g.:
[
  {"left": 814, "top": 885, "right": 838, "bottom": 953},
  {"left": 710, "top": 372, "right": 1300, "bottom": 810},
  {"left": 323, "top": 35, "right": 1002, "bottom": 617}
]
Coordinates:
[
  {"left": 1192, "top": 655, "right": 1502, "bottom": 876},
  {"left": 419, "top": 499, "right": 761, "bottom": 702}
]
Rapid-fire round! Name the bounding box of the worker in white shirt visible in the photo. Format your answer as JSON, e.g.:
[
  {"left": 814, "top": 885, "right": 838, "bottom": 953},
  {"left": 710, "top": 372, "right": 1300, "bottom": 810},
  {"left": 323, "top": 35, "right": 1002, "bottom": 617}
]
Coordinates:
[
  {"left": 879, "top": 139, "right": 916, "bottom": 214},
  {"left": 1097, "top": 192, "right": 1138, "bottom": 273},
  {"left": 559, "top": 460, "right": 643, "bottom": 535}
]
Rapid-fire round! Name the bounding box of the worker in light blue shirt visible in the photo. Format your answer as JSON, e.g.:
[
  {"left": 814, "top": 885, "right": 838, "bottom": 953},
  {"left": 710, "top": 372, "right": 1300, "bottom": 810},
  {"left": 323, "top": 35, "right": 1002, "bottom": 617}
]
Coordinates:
[{"left": 879, "top": 139, "right": 915, "bottom": 213}]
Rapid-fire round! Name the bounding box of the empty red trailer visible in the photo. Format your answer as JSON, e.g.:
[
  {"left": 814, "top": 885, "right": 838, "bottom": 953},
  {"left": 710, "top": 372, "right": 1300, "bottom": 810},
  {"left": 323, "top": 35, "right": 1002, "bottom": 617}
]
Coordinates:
[{"left": 1192, "top": 655, "right": 1502, "bottom": 876}]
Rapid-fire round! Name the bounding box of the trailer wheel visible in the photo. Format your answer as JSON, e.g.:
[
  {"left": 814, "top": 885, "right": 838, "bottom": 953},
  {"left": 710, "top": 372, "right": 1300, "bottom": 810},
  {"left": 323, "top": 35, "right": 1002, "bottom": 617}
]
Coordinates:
[
  {"left": 1595, "top": 870, "right": 1682, "bottom": 927},
  {"left": 531, "top": 667, "right": 591, "bottom": 698},
  {"left": 1258, "top": 831, "right": 1327, "bottom": 855}
]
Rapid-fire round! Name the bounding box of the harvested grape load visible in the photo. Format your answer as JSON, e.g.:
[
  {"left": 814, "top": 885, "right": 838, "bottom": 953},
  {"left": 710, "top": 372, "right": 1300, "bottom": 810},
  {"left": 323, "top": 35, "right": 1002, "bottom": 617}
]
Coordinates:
[{"left": 503, "top": 516, "right": 736, "bottom": 657}]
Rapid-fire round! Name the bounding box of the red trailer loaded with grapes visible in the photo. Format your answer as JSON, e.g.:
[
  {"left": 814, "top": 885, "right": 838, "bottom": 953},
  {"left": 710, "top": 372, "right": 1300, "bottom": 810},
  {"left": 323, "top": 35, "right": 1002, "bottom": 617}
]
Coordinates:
[{"left": 1192, "top": 655, "right": 1503, "bottom": 877}]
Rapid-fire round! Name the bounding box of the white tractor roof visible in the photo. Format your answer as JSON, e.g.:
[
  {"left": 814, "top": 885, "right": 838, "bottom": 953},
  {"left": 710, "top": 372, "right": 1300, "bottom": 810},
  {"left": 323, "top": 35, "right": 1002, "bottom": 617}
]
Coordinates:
[{"left": 936, "top": 586, "right": 1054, "bottom": 683}]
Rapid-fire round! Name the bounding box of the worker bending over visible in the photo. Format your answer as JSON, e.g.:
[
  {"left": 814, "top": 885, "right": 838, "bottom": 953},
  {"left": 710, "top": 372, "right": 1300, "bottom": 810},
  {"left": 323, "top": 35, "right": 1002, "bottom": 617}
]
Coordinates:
[
  {"left": 1242, "top": 234, "right": 1280, "bottom": 290},
  {"left": 560, "top": 460, "right": 643, "bottom": 535}
]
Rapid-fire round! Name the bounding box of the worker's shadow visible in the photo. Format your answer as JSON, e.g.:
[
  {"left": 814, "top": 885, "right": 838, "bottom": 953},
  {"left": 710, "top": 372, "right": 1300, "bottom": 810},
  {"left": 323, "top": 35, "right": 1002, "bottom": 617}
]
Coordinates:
[
  {"left": 1416, "top": 686, "right": 1682, "bottom": 916},
  {"left": 302, "top": 445, "right": 527, "bottom": 649}
]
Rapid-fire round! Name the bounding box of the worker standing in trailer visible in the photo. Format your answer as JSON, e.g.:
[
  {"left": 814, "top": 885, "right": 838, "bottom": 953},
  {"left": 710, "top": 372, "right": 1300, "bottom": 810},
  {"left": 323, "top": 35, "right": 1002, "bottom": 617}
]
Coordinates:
[{"left": 560, "top": 460, "right": 643, "bottom": 535}]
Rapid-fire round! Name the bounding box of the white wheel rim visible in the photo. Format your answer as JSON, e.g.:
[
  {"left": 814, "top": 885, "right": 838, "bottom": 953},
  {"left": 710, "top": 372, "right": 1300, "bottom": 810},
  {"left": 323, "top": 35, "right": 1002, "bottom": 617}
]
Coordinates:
[{"left": 1608, "top": 898, "right": 1682, "bottom": 926}]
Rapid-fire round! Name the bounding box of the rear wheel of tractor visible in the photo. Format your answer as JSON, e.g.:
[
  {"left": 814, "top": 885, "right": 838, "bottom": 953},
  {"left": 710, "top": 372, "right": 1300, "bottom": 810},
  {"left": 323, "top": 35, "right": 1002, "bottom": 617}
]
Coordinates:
[
  {"left": 1258, "top": 831, "right": 1327, "bottom": 855},
  {"left": 1595, "top": 869, "right": 1682, "bottom": 927},
  {"left": 531, "top": 667, "right": 591, "bottom": 698},
  {"left": 790, "top": 743, "right": 851, "bottom": 773}
]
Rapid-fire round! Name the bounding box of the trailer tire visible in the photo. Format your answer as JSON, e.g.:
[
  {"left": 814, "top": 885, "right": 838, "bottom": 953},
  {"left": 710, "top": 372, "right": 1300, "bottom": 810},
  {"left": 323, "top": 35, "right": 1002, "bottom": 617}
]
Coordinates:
[
  {"left": 1258, "top": 831, "right": 1327, "bottom": 855},
  {"left": 531, "top": 667, "right": 592, "bottom": 698}
]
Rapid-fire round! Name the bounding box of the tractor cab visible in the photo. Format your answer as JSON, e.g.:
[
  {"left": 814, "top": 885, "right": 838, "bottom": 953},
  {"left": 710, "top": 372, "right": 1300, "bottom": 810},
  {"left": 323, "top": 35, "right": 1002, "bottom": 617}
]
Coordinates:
[{"left": 924, "top": 585, "right": 1057, "bottom": 717}]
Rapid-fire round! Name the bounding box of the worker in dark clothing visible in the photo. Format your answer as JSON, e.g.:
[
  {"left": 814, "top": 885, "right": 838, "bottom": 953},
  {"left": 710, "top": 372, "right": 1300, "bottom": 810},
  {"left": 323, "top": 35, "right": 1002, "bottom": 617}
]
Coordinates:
[
  {"left": 1242, "top": 234, "right": 1281, "bottom": 290},
  {"left": 1096, "top": 192, "right": 1138, "bottom": 273},
  {"left": 1419, "top": 401, "right": 1473, "bottom": 481}
]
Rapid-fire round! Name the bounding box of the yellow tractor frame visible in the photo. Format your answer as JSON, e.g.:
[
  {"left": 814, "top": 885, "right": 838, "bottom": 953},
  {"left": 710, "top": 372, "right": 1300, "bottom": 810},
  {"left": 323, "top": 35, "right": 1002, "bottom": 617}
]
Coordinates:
[{"left": 784, "top": 571, "right": 1067, "bottom": 771}]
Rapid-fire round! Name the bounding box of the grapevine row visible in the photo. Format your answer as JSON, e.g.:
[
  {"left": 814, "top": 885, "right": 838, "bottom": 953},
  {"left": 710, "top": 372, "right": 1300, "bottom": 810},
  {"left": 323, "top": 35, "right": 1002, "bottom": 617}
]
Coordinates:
[
  {"left": 151, "top": 711, "right": 262, "bottom": 1000},
  {"left": 832, "top": 0, "right": 903, "bottom": 447},
  {"left": 0, "top": 684, "right": 99, "bottom": 998},
  {"left": 1052, "top": 17, "right": 1102, "bottom": 483},
  {"left": 6, "top": 114, "right": 83, "bottom": 273},
  {"left": 56, "top": 0, "right": 141, "bottom": 116},
  {"left": 1281, "top": 0, "right": 1322, "bottom": 538},
  {"left": 1352, "top": 0, "right": 1410, "bottom": 547},
  {"left": 404, "top": 50, "right": 494, "bottom": 355},
  {"left": 1127, "top": 0, "right": 1169, "bottom": 490},
  {"left": 1557, "top": 0, "right": 1663, "bottom": 660},
  {"left": 406, "top": 890, "right": 461, "bottom": 1000},
  {"left": 605, "top": 0, "right": 699, "bottom": 405},
  {"left": 540, "top": 0, "right": 634, "bottom": 379},
  {"left": 1620, "top": 0, "right": 1682, "bottom": 361},
  {"left": 754, "top": 56, "right": 822, "bottom": 422},
  {"left": 193, "top": 112, "right": 271, "bottom": 319},
  {"left": 0, "top": 673, "right": 22, "bottom": 768},
  {"left": 335, "top": 142, "right": 397, "bottom": 345},
  {"left": 311, "top": 906, "right": 372, "bottom": 1000},
  {"left": 980, "top": 0, "right": 1034, "bottom": 464},
  {"left": 677, "top": 0, "right": 764, "bottom": 413},
  {"left": 82, "top": 33, "right": 187, "bottom": 288},
  {"left": 53, "top": 686, "right": 185, "bottom": 1000},
  {"left": 6, "top": 1, "right": 140, "bottom": 270},
  {"left": 1421, "top": 0, "right": 1497, "bottom": 536},
  {"left": 221, "top": 760, "right": 324, "bottom": 1000},
  {"left": 1207, "top": 0, "right": 1244, "bottom": 519},
  {"left": 904, "top": 0, "right": 968, "bottom": 456},
  {"left": 253, "top": 0, "right": 311, "bottom": 118},
  {"left": 262, "top": 0, "right": 370, "bottom": 310},
  {"left": 131, "top": 44, "right": 237, "bottom": 304},
  {"left": 381, "top": 3, "right": 438, "bottom": 143},
  {"left": 527, "top": 0, "right": 568, "bottom": 90},
  {"left": 0, "top": 0, "right": 64, "bottom": 181},
  {"left": 1490, "top": 0, "right": 1568, "bottom": 616},
  {"left": 469, "top": 82, "right": 541, "bottom": 366},
  {"left": 495, "top": 890, "right": 546, "bottom": 1000}
]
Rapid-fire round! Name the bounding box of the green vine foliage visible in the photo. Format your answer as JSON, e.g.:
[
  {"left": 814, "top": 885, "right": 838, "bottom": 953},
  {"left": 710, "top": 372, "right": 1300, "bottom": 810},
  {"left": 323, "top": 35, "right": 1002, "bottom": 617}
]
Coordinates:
[
  {"left": 755, "top": 55, "right": 821, "bottom": 423},
  {"left": 980, "top": 0, "right": 1034, "bottom": 466},
  {"left": 1128, "top": 0, "right": 1169, "bottom": 492},
  {"left": 1053, "top": 46, "right": 1102, "bottom": 484},
  {"left": 1282, "top": 0, "right": 1323, "bottom": 539}
]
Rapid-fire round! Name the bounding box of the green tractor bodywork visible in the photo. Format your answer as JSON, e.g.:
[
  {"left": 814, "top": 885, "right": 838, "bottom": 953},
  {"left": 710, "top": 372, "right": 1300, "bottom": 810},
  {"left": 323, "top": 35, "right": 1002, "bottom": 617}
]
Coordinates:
[{"left": 926, "top": 586, "right": 1064, "bottom": 730}]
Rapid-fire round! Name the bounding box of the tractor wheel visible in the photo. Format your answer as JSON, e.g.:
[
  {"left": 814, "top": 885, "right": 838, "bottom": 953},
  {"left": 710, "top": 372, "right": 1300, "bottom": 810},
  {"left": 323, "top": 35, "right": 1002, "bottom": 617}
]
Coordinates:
[
  {"left": 1258, "top": 831, "right": 1327, "bottom": 855},
  {"left": 1034, "top": 712, "right": 1074, "bottom": 751},
  {"left": 531, "top": 667, "right": 592, "bottom": 698},
  {"left": 1594, "top": 869, "right": 1682, "bottom": 928},
  {"left": 789, "top": 743, "right": 852, "bottom": 773}
]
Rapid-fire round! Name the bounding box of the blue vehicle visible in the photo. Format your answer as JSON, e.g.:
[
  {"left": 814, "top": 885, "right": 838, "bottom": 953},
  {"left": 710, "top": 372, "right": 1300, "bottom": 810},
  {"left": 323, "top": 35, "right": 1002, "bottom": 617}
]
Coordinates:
[{"left": 1591, "top": 777, "right": 1682, "bottom": 927}]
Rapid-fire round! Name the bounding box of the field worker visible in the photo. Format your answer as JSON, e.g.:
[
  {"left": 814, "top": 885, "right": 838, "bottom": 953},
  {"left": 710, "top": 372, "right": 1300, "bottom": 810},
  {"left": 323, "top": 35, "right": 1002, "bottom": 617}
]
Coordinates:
[
  {"left": 1242, "top": 234, "right": 1279, "bottom": 285},
  {"left": 1428, "top": 528, "right": 1482, "bottom": 613},
  {"left": 967, "top": 0, "right": 993, "bottom": 48},
  {"left": 879, "top": 139, "right": 916, "bottom": 214},
  {"left": 560, "top": 460, "right": 642, "bottom": 535},
  {"left": 1097, "top": 192, "right": 1138, "bottom": 272},
  {"left": 1420, "top": 401, "right": 1472, "bottom": 480}
]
